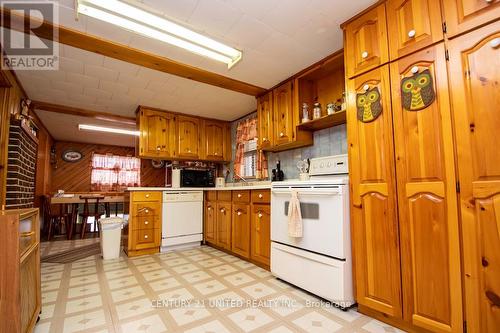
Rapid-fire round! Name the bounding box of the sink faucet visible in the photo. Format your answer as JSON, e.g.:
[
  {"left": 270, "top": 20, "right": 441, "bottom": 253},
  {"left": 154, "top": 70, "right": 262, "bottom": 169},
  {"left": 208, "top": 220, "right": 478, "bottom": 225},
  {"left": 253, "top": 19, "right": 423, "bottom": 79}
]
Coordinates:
[{"left": 234, "top": 174, "right": 248, "bottom": 183}]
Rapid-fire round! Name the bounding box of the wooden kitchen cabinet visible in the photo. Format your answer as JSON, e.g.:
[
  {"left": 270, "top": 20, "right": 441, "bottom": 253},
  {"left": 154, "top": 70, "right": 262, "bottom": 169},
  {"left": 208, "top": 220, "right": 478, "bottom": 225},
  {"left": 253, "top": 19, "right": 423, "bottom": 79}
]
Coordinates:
[
  {"left": 137, "top": 108, "right": 176, "bottom": 159},
  {"left": 0, "top": 208, "right": 41, "bottom": 333},
  {"left": 232, "top": 203, "right": 251, "bottom": 258},
  {"left": 126, "top": 191, "right": 162, "bottom": 257},
  {"left": 250, "top": 203, "right": 270, "bottom": 267},
  {"left": 442, "top": 0, "right": 500, "bottom": 38},
  {"left": 386, "top": 0, "right": 443, "bottom": 60},
  {"left": 447, "top": 22, "right": 500, "bottom": 333},
  {"left": 204, "top": 198, "right": 216, "bottom": 244},
  {"left": 216, "top": 200, "right": 232, "bottom": 250},
  {"left": 257, "top": 92, "right": 273, "bottom": 150},
  {"left": 390, "top": 44, "right": 462, "bottom": 333},
  {"left": 177, "top": 115, "right": 200, "bottom": 159},
  {"left": 273, "top": 81, "right": 295, "bottom": 146},
  {"left": 344, "top": 4, "right": 389, "bottom": 78},
  {"left": 347, "top": 65, "right": 403, "bottom": 319},
  {"left": 201, "top": 120, "right": 230, "bottom": 161}
]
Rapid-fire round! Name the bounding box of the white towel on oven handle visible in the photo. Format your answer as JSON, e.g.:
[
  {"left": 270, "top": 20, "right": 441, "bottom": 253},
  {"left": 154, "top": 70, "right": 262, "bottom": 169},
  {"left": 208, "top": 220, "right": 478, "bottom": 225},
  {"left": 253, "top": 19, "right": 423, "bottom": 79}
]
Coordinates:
[{"left": 287, "top": 190, "right": 303, "bottom": 238}]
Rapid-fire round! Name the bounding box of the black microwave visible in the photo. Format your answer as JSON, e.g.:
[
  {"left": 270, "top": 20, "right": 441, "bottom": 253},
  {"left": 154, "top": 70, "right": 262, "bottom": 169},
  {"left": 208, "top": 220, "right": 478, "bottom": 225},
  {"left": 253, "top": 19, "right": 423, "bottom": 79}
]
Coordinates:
[{"left": 181, "top": 169, "right": 215, "bottom": 187}]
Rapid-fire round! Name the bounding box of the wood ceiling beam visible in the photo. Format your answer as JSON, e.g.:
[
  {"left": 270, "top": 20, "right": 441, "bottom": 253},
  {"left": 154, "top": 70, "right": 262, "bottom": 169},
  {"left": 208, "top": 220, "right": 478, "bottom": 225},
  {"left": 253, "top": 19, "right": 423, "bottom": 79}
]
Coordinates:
[
  {"left": 32, "top": 101, "right": 137, "bottom": 125},
  {"left": 0, "top": 7, "right": 266, "bottom": 96}
]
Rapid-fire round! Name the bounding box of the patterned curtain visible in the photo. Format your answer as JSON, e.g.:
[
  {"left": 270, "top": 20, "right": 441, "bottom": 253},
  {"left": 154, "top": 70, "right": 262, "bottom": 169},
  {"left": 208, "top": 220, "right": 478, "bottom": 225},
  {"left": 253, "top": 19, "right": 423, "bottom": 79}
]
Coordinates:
[
  {"left": 234, "top": 117, "right": 268, "bottom": 180},
  {"left": 91, "top": 154, "right": 141, "bottom": 191}
]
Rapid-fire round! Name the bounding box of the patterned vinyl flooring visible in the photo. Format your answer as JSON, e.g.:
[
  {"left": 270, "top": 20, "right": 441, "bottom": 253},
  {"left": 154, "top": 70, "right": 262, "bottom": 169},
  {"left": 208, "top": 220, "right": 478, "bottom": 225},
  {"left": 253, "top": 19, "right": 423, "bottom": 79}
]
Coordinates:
[{"left": 36, "top": 240, "right": 405, "bottom": 333}]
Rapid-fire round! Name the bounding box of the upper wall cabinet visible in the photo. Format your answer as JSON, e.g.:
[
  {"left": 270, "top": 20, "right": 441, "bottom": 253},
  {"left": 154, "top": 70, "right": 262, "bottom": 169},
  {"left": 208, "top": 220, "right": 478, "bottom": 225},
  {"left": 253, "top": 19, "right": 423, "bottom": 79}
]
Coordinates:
[
  {"left": 201, "top": 120, "right": 230, "bottom": 161},
  {"left": 344, "top": 4, "right": 389, "bottom": 78},
  {"left": 176, "top": 115, "right": 200, "bottom": 160},
  {"left": 273, "top": 81, "right": 295, "bottom": 147},
  {"left": 137, "top": 106, "right": 230, "bottom": 162},
  {"left": 257, "top": 92, "right": 273, "bottom": 150},
  {"left": 137, "top": 108, "right": 176, "bottom": 159},
  {"left": 386, "top": 0, "right": 444, "bottom": 60},
  {"left": 442, "top": 0, "right": 500, "bottom": 38}
]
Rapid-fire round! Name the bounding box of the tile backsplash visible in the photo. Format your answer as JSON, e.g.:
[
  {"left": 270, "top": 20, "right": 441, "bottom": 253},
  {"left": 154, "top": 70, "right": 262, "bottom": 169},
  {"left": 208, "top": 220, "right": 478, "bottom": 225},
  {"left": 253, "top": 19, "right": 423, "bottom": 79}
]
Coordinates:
[{"left": 267, "top": 124, "right": 347, "bottom": 180}]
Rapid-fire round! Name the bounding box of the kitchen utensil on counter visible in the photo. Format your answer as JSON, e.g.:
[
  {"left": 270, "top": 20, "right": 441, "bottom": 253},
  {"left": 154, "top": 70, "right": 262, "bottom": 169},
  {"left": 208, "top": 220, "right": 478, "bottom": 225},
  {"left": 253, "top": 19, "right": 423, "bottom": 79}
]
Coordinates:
[{"left": 216, "top": 177, "right": 225, "bottom": 187}]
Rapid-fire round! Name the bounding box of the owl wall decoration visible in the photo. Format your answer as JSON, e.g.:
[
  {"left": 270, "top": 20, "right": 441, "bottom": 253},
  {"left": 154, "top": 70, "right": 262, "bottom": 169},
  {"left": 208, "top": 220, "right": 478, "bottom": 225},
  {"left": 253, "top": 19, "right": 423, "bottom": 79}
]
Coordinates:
[
  {"left": 401, "top": 68, "right": 436, "bottom": 111},
  {"left": 356, "top": 86, "right": 382, "bottom": 123}
]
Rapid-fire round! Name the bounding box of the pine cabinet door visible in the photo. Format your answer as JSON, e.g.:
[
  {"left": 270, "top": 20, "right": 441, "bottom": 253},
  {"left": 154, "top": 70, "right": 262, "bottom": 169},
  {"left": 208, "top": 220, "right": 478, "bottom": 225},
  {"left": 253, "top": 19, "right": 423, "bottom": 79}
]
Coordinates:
[
  {"left": 139, "top": 109, "right": 176, "bottom": 158},
  {"left": 204, "top": 120, "right": 225, "bottom": 161},
  {"left": 386, "top": 0, "right": 443, "bottom": 60},
  {"left": 231, "top": 203, "right": 250, "bottom": 258},
  {"left": 390, "top": 44, "right": 462, "bottom": 333},
  {"left": 346, "top": 65, "right": 402, "bottom": 318},
  {"left": 205, "top": 201, "right": 216, "bottom": 244},
  {"left": 257, "top": 92, "right": 273, "bottom": 150},
  {"left": 273, "top": 81, "right": 294, "bottom": 146},
  {"left": 447, "top": 22, "right": 500, "bottom": 333},
  {"left": 216, "top": 202, "right": 231, "bottom": 250},
  {"left": 443, "top": 0, "right": 500, "bottom": 38},
  {"left": 344, "top": 4, "right": 389, "bottom": 78},
  {"left": 250, "top": 204, "right": 270, "bottom": 266},
  {"left": 177, "top": 116, "right": 200, "bottom": 159}
]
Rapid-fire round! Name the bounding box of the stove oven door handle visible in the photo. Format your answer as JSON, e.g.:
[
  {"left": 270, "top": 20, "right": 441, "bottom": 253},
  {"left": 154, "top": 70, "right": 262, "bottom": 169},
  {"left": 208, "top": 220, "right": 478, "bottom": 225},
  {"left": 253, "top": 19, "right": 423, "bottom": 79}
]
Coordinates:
[{"left": 271, "top": 189, "right": 342, "bottom": 196}]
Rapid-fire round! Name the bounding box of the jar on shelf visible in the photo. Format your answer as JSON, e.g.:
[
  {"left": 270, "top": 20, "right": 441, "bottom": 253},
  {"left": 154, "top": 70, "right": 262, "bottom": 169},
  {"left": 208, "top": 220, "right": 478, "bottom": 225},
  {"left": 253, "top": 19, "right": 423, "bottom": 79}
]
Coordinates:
[
  {"left": 301, "top": 102, "right": 310, "bottom": 123},
  {"left": 326, "top": 103, "right": 335, "bottom": 115},
  {"left": 313, "top": 102, "right": 322, "bottom": 119}
]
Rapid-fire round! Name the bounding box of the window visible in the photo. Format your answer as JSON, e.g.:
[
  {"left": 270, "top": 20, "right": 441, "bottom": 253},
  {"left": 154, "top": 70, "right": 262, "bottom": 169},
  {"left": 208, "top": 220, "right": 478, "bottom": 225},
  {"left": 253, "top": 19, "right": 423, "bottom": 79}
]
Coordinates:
[
  {"left": 91, "top": 154, "right": 141, "bottom": 191},
  {"left": 234, "top": 116, "right": 268, "bottom": 179}
]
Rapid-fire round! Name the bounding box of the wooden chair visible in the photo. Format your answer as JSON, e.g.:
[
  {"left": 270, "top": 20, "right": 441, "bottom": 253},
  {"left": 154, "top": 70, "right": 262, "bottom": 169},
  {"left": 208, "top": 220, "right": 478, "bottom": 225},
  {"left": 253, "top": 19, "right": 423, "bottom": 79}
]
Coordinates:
[
  {"left": 79, "top": 195, "right": 105, "bottom": 239},
  {"left": 42, "top": 195, "right": 70, "bottom": 241}
]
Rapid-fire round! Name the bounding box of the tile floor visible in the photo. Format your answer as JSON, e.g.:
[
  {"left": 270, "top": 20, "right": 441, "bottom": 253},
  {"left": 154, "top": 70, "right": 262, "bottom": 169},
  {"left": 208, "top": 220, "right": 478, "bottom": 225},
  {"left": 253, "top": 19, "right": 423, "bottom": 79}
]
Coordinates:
[{"left": 37, "top": 240, "right": 405, "bottom": 333}]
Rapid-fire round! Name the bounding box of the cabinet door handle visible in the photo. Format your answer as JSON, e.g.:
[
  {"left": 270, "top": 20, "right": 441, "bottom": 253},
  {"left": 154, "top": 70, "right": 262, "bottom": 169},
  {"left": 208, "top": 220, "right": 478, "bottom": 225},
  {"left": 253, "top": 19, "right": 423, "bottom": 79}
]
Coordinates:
[
  {"left": 236, "top": 209, "right": 242, "bottom": 216},
  {"left": 220, "top": 208, "right": 225, "bottom": 213},
  {"left": 144, "top": 235, "right": 149, "bottom": 239},
  {"left": 207, "top": 206, "right": 212, "bottom": 211},
  {"left": 490, "top": 38, "right": 500, "bottom": 48},
  {"left": 263, "top": 137, "right": 267, "bottom": 142},
  {"left": 237, "top": 194, "right": 242, "bottom": 198},
  {"left": 144, "top": 221, "right": 149, "bottom": 225},
  {"left": 258, "top": 193, "right": 263, "bottom": 199},
  {"left": 214, "top": 152, "right": 218, "bottom": 156},
  {"left": 145, "top": 194, "right": 150, "bottom": 198},
  {"left": 156, "top": 146, "right": 161, "bottom": 151},
  {"left": 408, "top": 29, "right": 416, "bottom": 38},
  {"left": 279, "top": 132, "right": 284, "bottom": 137},
  {"left": 361, "top": 51, "right": 368, "bottom": 59},
  {"left": 258, "top": 212, "right": 263, "bottom": 218}
]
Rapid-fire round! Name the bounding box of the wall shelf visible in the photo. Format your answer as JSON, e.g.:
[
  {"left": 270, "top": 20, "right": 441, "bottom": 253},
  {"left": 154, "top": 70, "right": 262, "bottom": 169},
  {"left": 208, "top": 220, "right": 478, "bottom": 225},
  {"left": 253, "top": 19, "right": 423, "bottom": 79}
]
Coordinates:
[{"left": 297, "top": 111, "right": 346, "bottom": 131}]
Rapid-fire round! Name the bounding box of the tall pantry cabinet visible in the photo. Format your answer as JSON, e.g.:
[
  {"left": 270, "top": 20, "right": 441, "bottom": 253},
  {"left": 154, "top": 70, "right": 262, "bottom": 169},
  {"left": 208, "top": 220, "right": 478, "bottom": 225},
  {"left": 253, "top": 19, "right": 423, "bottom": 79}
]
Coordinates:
[
  {"left": 447, "top": 21, "right": 500, "bottom": 333},
  {"left": 341, "top": 0, "right": 500, "bottom": 331}
]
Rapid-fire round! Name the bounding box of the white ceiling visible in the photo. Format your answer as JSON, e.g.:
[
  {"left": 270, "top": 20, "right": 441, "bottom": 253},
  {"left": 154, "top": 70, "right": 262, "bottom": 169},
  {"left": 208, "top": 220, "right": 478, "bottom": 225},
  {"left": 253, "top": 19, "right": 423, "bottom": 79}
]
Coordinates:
[
  {"left": 6, "top": 0, "right": 377, "bottom": 146},
  {"left": 35, "top": 110, "right": 137, "bottom": 147}
]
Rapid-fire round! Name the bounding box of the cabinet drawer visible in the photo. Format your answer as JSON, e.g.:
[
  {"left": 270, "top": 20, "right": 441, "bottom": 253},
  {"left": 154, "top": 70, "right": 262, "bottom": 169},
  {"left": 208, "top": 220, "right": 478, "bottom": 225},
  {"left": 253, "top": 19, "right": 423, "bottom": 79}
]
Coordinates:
[
  {"left": 131, "top": 202, "right": 161, "bottom": 217},
  {"left": 217, "top": 191, "right": 232, "bottom": 201},
  {"left": 233, "top": 190, "right": 250, "bottom": 203},
  {"left": 19, "top": 216, "right": 37, "bottom": 256},
  {"left": 344, "top": 4, "right": 389, "bottom": 78},
  {"left": 131, "top": 191, "right": 161, "bottom": 202},
  {"left": 132, "top": 229, "right": 159, "bottom": 250},
  {"left": 206, "top": 191, "right": 217, "bottom": 201},
  {"left": 251, "top": 190, "right": 270, "bottom": 203},
  {"left": 131, "top": 216, "right": 158, "bottom": 230}
]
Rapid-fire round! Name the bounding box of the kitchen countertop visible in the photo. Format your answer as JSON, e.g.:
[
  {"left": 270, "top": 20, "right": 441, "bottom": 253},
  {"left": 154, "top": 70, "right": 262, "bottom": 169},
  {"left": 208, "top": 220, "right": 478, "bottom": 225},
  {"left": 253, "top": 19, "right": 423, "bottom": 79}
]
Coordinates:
[{"left": 127, "top": 182, "right": 271, "bottom": 192}]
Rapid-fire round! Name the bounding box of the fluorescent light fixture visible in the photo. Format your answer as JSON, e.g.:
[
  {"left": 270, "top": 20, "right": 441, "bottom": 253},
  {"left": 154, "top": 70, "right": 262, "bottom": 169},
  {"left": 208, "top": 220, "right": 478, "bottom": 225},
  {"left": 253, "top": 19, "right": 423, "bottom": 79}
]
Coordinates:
[
  {"left": 77, "top": 0, "right": 242, "bottom": 68},
  {"left": 78, "top": 124, "right": 140, "bottom": 136}
]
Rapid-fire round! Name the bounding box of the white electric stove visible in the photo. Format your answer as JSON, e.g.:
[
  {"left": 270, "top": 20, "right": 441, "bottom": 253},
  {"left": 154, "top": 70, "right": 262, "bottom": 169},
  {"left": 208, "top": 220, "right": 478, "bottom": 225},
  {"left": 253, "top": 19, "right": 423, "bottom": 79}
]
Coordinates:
[{"left": 270, "top": 154, "right": 354, "bottom": 308}]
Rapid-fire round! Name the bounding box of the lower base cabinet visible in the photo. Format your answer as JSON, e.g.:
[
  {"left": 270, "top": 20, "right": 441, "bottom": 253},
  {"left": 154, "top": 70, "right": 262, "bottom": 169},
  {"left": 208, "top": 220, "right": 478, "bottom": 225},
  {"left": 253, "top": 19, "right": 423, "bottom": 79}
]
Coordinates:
[
  {"left": 205, "top": 190, "right": 271, "bottom": 268},
  {"left": 126, "top": 192, "right": 162, "bottom": 257}
]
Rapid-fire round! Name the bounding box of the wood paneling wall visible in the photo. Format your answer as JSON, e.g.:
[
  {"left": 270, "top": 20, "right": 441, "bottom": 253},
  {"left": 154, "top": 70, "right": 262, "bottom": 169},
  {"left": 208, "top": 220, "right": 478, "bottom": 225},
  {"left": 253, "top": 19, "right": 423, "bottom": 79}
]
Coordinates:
[{"left": 51, "top": 141, "right": 165, "bottom": 193}]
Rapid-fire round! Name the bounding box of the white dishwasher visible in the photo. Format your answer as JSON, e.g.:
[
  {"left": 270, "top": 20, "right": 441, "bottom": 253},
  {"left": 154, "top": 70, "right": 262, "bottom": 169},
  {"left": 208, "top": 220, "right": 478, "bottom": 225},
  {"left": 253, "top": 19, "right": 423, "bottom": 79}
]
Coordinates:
[{"left": 161, "top": 191, "right": 203, "bottom": 252}]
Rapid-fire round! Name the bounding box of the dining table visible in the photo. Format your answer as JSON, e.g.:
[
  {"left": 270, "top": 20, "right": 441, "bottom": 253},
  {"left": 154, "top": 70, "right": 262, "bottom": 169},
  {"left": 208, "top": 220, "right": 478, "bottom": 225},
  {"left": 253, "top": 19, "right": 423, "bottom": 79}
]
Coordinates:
[{"left": 50, "top": 194, "right": 126, "bottom": 239}]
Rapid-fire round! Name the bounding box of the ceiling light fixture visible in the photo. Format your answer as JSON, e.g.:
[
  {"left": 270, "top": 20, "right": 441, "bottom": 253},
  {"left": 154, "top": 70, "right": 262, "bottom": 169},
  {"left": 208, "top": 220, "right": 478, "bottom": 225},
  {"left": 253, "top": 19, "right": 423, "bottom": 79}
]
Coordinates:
[
  {"left": 77, "top": 0, "right": 242, "bottom": 68},
  {"left": 78, "top": 124, "right": 140, "bottom": 136}
]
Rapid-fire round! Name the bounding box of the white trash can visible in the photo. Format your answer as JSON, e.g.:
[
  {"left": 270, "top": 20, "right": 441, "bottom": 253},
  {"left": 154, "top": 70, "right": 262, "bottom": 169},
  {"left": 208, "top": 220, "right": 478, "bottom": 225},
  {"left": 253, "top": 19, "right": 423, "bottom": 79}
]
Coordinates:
[{"left": 99, "top": 217, "right": 124, "bottom": 260}]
